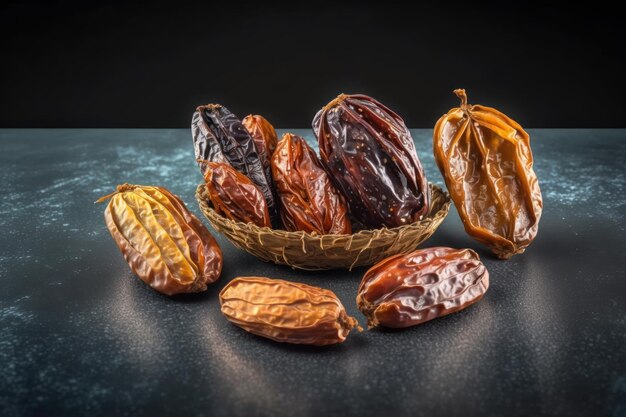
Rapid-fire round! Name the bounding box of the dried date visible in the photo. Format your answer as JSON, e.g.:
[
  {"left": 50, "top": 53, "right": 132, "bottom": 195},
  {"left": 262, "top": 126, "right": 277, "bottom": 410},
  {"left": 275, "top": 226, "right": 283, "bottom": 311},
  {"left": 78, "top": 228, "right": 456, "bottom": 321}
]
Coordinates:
[
  {"left": 242, "top": 114, "right": 278, "bottom": 173},
  {"left": 220, "top": 276, "right": 361, "bottom": 345},
  {"left": 313, "top": 93, "right": 429, "bottom": 228},
  {"left": 202, "top": 161, "right": 271, "bottom": 228},
  {"left": 271, "top": 133, "right": 351, "bottom": 234},
  {"left": 356, "top": 247, "right": 489, "bottom": 328},
  {"left": 433, "top": 89, "right": 542, "bottom": 259},
  {"left": 96, "top": 184, "right": 223, "bottom": 295},
  {"left": 192, "top": 104, "right": 279, "bottom": 226}
]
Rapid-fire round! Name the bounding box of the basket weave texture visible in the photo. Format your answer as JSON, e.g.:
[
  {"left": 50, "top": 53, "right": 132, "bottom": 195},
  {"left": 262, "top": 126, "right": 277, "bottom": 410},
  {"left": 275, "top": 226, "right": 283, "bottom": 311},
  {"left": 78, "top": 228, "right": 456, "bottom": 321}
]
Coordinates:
[{"left": 196, "top": 183, "right": 450, "bottom": 270}]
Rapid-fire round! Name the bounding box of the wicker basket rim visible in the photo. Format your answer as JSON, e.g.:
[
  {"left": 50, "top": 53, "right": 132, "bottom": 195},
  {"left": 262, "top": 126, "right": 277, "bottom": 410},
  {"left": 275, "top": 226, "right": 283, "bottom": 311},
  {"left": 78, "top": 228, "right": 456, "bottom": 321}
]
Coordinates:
[{"left": 195, "top": 182, "right": 449, "bottom": 241}]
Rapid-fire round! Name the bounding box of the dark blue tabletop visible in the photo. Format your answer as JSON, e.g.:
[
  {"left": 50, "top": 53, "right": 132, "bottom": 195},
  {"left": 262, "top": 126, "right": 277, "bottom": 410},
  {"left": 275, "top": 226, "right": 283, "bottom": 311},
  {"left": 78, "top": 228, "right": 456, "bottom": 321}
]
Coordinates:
[{"left": 0, "top": 129, "right": 624, "bottom": 417}]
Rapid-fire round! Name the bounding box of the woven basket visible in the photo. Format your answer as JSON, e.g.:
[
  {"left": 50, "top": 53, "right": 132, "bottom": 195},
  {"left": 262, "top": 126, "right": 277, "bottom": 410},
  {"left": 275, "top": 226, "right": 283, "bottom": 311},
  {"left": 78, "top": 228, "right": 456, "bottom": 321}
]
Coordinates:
[{"left": 196, "top": 183, "right": 450, "bottom": 270}]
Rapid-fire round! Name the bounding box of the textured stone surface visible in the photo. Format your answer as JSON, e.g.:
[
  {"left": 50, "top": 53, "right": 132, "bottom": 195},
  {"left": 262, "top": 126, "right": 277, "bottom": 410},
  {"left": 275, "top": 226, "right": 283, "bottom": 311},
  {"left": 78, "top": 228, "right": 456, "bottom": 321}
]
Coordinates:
[{"left": 0, "top": 129, "right": 624, "bottom": 417}]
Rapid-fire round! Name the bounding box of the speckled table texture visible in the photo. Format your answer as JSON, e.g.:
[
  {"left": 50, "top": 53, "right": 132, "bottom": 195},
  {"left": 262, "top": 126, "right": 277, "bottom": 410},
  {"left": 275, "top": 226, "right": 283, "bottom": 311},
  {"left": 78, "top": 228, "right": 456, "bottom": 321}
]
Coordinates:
[{"left": 0, "top": 129, "right": 624, "bottom": 417}]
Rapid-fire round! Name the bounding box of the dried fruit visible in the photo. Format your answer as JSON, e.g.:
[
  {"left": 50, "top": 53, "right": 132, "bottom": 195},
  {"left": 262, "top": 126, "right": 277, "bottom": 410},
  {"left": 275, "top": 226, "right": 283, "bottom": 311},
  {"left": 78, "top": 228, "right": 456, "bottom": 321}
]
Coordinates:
[
  {"left": 96, "top": 184, "right": 222, "bottom": 295},
  {"left": 433, "top": 89, "right": 542, "bottom": 259},
  {"left": 271, "top": 133, "right": 351, "bottom": 235},
  {"left": 242, "top": 114, "right": 278, "bottom": 172},
  {"left": 220, "top": 277, "right": 361, "bottom": 345},
  {"left": 313, "top": 93, "right": 429, "bottom": 229},
  {"left": 356, "top": 247, "right": 489, "bottom": 328},
  {"left": 202, "top": 161, "right": 271, "bottom": 228},
  {"left": 192, "top": 104, "right": 279, "bottom": 226}
]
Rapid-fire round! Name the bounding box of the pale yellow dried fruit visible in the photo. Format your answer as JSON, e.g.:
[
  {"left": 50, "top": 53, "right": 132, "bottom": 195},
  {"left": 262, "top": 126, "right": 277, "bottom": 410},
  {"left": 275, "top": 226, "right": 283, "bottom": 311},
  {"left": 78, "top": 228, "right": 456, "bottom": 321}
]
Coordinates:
[{"left": 97, "top": 184, "right": 222, "bottom": 295}]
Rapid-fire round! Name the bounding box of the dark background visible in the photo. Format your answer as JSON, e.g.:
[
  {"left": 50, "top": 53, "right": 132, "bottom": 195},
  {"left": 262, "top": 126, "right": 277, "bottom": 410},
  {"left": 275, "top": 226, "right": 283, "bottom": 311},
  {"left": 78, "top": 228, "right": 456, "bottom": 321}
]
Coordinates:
[{"left": 1, "top": 1, "right": 625, "bottom": 128}]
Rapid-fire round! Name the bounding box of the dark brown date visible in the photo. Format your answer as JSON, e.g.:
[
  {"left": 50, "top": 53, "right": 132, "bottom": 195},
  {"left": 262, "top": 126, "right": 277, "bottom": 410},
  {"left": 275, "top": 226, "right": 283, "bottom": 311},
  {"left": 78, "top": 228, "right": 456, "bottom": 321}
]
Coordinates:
[
  {"left": 356, "top": 247, "right": 489, "bottom": 328},
  {"left": 271, "top": 133, "right": 351, "bottom": 235},
  {"left": 192, "top": 104, "right": 279, "bottom": 227},
  {"left": 313, "top": 93, "right": 429, "bottom": 228},
  {"left": 202, "top": 161, "right": 271, "bottom": 228}
]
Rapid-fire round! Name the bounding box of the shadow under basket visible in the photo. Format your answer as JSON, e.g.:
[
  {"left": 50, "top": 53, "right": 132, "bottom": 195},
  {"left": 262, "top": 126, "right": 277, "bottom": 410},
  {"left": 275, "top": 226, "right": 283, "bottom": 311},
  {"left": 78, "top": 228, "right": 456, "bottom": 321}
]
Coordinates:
[{"left": 196, "top": 183, "right": 450, "bottom": 271}]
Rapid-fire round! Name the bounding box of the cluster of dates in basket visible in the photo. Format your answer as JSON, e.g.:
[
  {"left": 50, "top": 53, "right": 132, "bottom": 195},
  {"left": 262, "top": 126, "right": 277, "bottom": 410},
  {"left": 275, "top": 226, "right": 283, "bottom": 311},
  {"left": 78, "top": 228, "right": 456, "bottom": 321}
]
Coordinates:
[
  {"left": 98, "top": 90, "right": 543, "bottom": 346},
  {"left": 192, "top": 95, "right": 430, "bottom": 234}
]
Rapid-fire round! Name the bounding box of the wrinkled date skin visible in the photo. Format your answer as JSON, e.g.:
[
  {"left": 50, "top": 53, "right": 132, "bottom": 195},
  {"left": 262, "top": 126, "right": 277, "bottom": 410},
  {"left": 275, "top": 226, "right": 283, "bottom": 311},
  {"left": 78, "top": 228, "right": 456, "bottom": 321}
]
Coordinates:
[
  {"left": 192, "top": 104, "right": 279, "bottom": 226},
  {"left": 97, "top": 184, "right": 223, "bottom": 296},
  {"left": 202, "top": 161, "right": 271, "bottom": 228},
  {"left": 242, "top": 114, "right": 278, "bottom": 173},
  {"left": 433, "top": 89, "right": 543, "bottom": 259},
  {"left": 220, "top": 277, "right": 361, "bottom": 345},
  {"left": 271, "top": 133, "right": 351, "bottom": 235},
  {"left": 313, "top": 93, "right": 429, "bottom": 228},
  {"left": 356, "top": 247, "right": 489, "bottom": 328}
]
